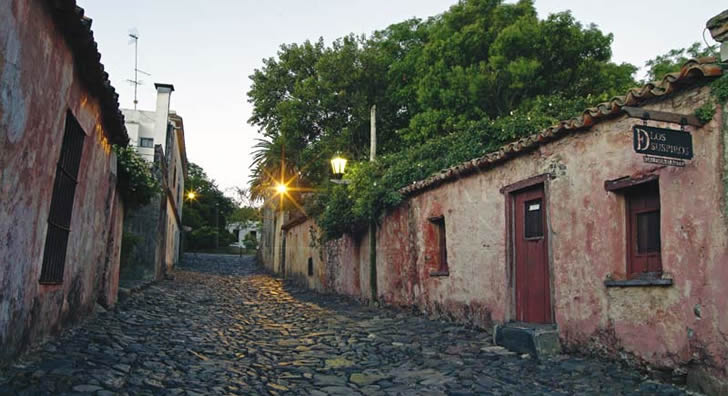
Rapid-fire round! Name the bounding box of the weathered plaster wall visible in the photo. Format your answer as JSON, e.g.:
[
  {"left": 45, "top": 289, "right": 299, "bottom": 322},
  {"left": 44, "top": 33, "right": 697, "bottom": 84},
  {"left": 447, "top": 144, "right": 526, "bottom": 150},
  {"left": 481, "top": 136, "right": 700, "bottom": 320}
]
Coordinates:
[
  {"left": 283, "top": 84, "right": 727, "bottom": 381},
  {"left": 164, "top": 199, "right": 178, "bottom": 273},
  {"left": 0, "top": 0, "right": 124, "bottom": 362},
  {"left": 282, "top": 219, "right": 325, "bottom": 292}
]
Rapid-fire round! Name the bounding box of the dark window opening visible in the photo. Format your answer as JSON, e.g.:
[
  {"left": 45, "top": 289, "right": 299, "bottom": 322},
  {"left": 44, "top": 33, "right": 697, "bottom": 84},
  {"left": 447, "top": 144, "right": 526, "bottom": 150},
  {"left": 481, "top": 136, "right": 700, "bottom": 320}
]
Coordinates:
[
  {"left": 139, "top": 137, "right": 153, "bottom": 148},
  {"left": 524, "top": 198, "right": 543, "bottom": 239},
  {"left": 626, "top": 181, "right": 661, "bottom": 277},
  {"left": 40, "top": 111, "right": 85, "bottom": 284},
  {"left": 308, "top": 257, "right": 314, "bottom": 276},
  {"left": 251, "top": 231, "right": 257, "bottom": 238},
  {"left": 429, "top": 216, "right": 448, "bottom": 273}
]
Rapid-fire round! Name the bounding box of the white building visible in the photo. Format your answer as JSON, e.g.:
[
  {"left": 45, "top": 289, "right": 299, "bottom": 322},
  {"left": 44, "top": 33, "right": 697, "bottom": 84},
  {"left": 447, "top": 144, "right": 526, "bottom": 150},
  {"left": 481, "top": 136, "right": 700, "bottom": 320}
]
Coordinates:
[
  {"left": 120, "top": 84, "right": 188, "bottom": 279},
  {"left": 226, "top": 221, "right": 262, "bottom": 248}
]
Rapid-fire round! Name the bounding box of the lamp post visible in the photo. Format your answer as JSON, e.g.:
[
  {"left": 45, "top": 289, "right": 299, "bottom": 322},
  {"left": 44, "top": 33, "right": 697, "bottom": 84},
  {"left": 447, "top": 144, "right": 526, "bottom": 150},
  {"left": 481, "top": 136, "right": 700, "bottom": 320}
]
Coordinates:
[{"left": 328, "top": 105, "right": 377, "bottom": 302}]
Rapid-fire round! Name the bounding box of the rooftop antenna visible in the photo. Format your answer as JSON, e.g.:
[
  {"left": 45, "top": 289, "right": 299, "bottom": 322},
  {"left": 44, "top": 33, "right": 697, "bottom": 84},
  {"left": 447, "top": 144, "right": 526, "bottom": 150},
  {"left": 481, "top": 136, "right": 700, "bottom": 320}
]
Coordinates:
[{"left": 126, "top": 28, "right": 151, "bottom": 110}]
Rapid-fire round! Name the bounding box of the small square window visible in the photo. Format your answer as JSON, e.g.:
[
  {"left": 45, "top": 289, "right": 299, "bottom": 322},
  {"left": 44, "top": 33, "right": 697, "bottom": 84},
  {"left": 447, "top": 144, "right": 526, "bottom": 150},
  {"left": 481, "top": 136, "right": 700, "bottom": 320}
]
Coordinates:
[
  {"left": 524, "top": 198, "right": 543, "bottom": 239},
  {"left": 139, "top": 137, "right": 154, "bottom": 148}
]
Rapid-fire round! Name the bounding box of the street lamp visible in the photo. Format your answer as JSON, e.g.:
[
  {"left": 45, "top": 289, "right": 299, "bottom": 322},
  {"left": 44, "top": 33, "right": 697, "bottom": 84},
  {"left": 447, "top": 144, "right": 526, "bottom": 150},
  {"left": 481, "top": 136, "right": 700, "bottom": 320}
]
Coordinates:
[
  {"left": 330, "top": 155, "right": 347, "bottom": 176},
  {"left": 186, "top": 191, "right": 197, "bottom": 201},
  {"left": 330, "top": 155, "right": 349, "bottom": 185}
]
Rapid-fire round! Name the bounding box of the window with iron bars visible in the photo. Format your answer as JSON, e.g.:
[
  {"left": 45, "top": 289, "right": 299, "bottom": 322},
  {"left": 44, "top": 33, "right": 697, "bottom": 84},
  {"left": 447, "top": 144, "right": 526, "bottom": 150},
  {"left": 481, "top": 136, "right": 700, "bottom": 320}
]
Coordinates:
[{"left": 39, "top": 111, "right": 85, "bottom": 284}]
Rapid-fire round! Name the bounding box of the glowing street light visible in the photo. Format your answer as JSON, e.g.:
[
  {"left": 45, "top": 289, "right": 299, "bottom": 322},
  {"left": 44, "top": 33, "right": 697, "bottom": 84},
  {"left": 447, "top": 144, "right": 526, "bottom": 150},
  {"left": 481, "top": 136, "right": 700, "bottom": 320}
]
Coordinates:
[
  {"left": 186, "top": 191, "right": 197, "bottom": 201},
  {"left": 330, "top": 155, "right": 347, "bottom": 177},
  {"left": 275, "top": 183, "right": 288, "bottom": 194}
]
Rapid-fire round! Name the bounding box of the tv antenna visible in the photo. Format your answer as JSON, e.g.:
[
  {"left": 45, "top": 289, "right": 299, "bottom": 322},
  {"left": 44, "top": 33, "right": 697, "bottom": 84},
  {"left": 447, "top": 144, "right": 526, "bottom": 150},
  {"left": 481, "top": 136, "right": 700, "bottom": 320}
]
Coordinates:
[{"left": 127, "top": 28, "right": 151, "bottom": 109}]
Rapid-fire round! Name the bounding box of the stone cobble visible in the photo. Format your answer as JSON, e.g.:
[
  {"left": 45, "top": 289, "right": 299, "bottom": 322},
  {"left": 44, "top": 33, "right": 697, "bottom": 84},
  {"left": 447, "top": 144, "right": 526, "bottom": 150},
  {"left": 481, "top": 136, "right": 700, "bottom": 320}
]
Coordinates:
[{"left": 0, "top": 253, "right": 693, "bottom": 395}]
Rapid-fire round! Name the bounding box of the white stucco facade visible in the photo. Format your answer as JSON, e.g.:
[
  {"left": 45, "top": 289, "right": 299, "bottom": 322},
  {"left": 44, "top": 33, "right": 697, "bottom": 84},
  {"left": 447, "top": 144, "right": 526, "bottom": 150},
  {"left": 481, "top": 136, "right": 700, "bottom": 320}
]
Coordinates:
[
  {"left": 122, "top": 83, "right": 188, "bottom": 269},
  {"left": 226, "top": 221, "right": 262, "bottom": 247}
]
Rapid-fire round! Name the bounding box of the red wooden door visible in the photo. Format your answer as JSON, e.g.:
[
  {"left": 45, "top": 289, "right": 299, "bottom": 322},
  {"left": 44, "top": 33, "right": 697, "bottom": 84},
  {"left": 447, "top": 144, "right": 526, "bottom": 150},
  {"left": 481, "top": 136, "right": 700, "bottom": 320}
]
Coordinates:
[{"left": 513, "top": 186, "right": 552, "bottom": 324}]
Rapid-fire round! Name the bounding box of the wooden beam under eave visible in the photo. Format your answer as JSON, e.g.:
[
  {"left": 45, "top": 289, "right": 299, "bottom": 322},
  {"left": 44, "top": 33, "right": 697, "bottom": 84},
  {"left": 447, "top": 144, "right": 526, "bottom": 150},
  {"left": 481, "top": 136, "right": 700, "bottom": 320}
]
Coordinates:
[{"left": 622, "top": 106, "right": 703, "bottom": 127}]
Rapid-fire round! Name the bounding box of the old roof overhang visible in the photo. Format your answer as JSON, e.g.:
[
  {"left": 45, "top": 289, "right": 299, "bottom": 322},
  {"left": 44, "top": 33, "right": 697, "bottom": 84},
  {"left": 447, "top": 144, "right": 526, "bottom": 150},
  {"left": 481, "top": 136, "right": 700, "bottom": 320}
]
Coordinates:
[
  {"left": 45, "top": 0, "right": 129, "bottom": 146},
  {"left": 399, "top": 58, "right": 724, "bottom": 198}
]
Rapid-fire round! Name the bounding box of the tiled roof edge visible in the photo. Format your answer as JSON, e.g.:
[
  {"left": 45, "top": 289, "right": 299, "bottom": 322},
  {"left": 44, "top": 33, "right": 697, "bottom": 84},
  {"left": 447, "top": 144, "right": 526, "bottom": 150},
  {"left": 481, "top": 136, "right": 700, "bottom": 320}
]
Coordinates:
[
  {"left": 399, "top": 58, "right": 724, "bottom": 198},
  {"left": 45, "top": 0, "right": 129, "bottom": 145}
]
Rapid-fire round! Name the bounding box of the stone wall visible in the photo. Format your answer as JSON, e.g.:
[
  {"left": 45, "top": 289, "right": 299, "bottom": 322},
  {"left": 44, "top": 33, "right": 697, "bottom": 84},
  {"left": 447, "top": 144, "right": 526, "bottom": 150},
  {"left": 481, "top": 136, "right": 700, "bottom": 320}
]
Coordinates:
[{"left": 0, "top": 0, "right": 125, "bottom": 363}]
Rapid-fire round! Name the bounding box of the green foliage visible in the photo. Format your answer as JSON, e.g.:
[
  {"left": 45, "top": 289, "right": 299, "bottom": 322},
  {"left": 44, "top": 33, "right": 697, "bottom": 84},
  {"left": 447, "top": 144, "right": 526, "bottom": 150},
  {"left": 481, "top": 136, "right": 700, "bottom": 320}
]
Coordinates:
[
  {"left": 243, "top": 233, "right": 258, "bottom": 250},
  {"left": 183, "top": 162, "right": 237, "bottom": 250},
  {"left": 313, "top": 94, "right": 589, "bottom": 239},
  {"left": 695, "top": 101, "right": 716, "bottom": 124},
  {"left": 711, "top": 74, "right": 728, "bottom": 105},
  {"left": 644, "top": 42, "right": 717, "bottom": 82},
  {"left": 114, "top": 145, "right": 160, "bottom": 210},
  {"left": 248, "top": 0, "right": 641, "bottom": 239},
  {"left": 229, "top": 206, "right": 261, "bottom": 224},
  {"left": 187, "top": 226, "right": 236, "bottom": 251}
]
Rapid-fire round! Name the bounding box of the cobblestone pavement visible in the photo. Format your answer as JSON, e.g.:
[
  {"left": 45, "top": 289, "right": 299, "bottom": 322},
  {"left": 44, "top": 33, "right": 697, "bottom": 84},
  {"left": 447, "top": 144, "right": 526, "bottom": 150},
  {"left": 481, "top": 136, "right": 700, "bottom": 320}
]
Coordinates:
[{"left": 1, "top": 254, "right": 693, "bottom": 395}]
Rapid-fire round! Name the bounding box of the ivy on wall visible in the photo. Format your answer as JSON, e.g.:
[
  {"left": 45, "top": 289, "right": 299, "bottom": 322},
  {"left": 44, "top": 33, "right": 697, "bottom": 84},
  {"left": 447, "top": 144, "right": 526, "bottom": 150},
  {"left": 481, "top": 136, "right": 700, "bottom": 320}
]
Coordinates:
[{"left": 114, "top": 145, "right": 160, "bottom": 210}]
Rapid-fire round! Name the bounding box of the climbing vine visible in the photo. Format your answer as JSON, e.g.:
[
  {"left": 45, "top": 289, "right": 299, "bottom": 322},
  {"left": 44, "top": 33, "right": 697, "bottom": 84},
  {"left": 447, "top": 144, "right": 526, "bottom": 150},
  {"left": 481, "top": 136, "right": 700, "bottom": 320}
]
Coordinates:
[
  {"left": 114, "top": 145, "right": 160, "bottom": 210},
  {"left": 711, "top": 74, "right": 728, "bottom": 104}
]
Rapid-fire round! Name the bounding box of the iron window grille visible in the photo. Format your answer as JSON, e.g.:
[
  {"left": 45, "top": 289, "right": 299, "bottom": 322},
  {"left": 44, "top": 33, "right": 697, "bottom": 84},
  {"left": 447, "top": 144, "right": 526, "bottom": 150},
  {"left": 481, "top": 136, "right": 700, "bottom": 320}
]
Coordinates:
[{"left": 40, "top": 111, "right": 85, "bottom": 284}]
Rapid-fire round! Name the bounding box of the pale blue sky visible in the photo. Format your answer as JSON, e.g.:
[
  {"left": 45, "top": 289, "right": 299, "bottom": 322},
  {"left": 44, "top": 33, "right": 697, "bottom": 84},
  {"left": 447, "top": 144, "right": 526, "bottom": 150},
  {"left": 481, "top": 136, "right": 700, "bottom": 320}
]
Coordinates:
[{"left": 77, "top": 0, "right": 724, "bottom": 196}]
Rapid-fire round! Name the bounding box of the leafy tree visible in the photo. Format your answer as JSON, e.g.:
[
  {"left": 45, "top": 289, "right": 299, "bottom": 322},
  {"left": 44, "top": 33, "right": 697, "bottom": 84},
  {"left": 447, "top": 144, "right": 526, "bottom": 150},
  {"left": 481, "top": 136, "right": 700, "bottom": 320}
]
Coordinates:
[
  {"left": 229, "top": 206, "right": 261, "bottom": 224},
  {"left": 644, "top": 42, "right": 717, "bottom": 82},
  {"left": 114, "top": 145, "right": 160, "bottom": 209},
  {"left": 183, "top": 163, "right": 236, "bottom": 249},
  {"left": 247, "top": 0, "right": 640, "bottom": 239}
]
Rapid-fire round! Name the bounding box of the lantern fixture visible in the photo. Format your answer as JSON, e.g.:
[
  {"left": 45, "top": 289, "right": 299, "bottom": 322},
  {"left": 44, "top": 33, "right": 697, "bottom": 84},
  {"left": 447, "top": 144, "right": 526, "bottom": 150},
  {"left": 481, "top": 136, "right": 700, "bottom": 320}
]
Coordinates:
[{"left": 330, "top": 155, "right": 347, "bottom": 177}]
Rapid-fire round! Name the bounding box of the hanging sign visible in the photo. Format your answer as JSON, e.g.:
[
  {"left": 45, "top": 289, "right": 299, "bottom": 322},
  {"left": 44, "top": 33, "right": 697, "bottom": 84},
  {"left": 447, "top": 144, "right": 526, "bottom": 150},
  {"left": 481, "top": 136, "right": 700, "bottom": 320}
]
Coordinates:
[{"left": 633, "top": 125, "right": 693, "bottom": 160}]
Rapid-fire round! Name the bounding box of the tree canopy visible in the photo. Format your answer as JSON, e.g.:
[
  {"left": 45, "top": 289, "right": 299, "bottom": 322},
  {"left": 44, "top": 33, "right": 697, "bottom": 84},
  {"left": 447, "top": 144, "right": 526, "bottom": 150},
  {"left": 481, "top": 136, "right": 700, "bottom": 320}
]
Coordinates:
[
  {"left": 643, "top": 42, "right": 717, "bottom": 82},
  {"left": 183, "top": 163, "right": 237, "bottom": 249},
  {"left": 247, "top": 0, "right": 641, "bottom": 239}
]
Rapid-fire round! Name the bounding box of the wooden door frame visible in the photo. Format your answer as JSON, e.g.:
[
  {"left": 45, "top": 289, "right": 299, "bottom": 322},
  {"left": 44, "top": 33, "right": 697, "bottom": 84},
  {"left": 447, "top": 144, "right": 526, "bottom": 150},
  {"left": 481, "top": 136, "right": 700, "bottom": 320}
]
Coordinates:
[{"left": 501, "top": 173, "right": 555, "bottom": 323}]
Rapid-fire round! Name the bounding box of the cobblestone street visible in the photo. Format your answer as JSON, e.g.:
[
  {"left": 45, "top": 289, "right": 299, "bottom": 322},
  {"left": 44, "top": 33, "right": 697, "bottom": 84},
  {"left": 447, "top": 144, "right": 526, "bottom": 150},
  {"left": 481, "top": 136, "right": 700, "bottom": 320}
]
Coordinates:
[{"left": 1, "top": 254, "right": 693, "bottom": 395}]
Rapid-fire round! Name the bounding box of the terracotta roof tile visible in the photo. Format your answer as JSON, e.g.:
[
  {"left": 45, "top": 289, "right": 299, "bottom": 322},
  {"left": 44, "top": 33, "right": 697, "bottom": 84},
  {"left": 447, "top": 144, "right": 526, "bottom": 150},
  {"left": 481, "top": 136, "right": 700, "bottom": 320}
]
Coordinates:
[
  {"left": 46, "top": 0, "right": 128, "bottom": 145},
  {"left": 400, "top": 59, "right": 724, "bottom": 197}
]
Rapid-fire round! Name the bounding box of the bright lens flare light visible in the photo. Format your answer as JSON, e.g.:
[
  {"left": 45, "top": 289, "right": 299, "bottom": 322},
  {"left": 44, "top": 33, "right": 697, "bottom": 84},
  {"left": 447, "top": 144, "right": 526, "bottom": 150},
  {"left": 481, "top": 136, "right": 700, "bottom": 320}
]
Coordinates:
[
  {"left": 275, "top": 183, "right": 288, "bottom": 194},
  {"left": 186, "top": 191, "right": 197, "bottom": 200}
]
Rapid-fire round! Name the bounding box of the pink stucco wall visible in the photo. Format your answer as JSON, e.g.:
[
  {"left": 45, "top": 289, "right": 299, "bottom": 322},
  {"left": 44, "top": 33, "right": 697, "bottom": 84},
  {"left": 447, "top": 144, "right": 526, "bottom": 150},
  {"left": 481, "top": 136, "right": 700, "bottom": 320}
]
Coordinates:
[
  {"left": 0, "top": 0, "right": 124, "bottom": 362},
  {"left": 280, "top": 84, "right": 727, "bottom": 382}
]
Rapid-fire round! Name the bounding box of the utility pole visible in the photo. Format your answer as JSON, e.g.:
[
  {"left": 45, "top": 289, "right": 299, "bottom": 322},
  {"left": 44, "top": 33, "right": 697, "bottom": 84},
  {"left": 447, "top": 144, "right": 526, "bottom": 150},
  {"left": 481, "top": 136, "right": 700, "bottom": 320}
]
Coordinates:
[
  {"left": 370, "top": 105, "right": 376, "bottom": 162},
  {"left": 369, "top": 105, "right": 377, "bottom": 303},
  {"left": 215, "top": 203, "right": 220, "bottom": 249}
]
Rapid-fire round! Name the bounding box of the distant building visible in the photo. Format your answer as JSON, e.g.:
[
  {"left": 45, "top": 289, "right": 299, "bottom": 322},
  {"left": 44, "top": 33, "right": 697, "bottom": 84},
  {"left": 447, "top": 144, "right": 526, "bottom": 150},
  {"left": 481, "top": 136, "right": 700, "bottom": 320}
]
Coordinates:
[
  {"left": 120, "top": 84, "right": 188, "bottom": 280},
  {"left": 0, "top": 0, "right": 127, "bottom": 362},
  {"left": 226, "top": 221, "right": 262, "bottom": 247}
]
